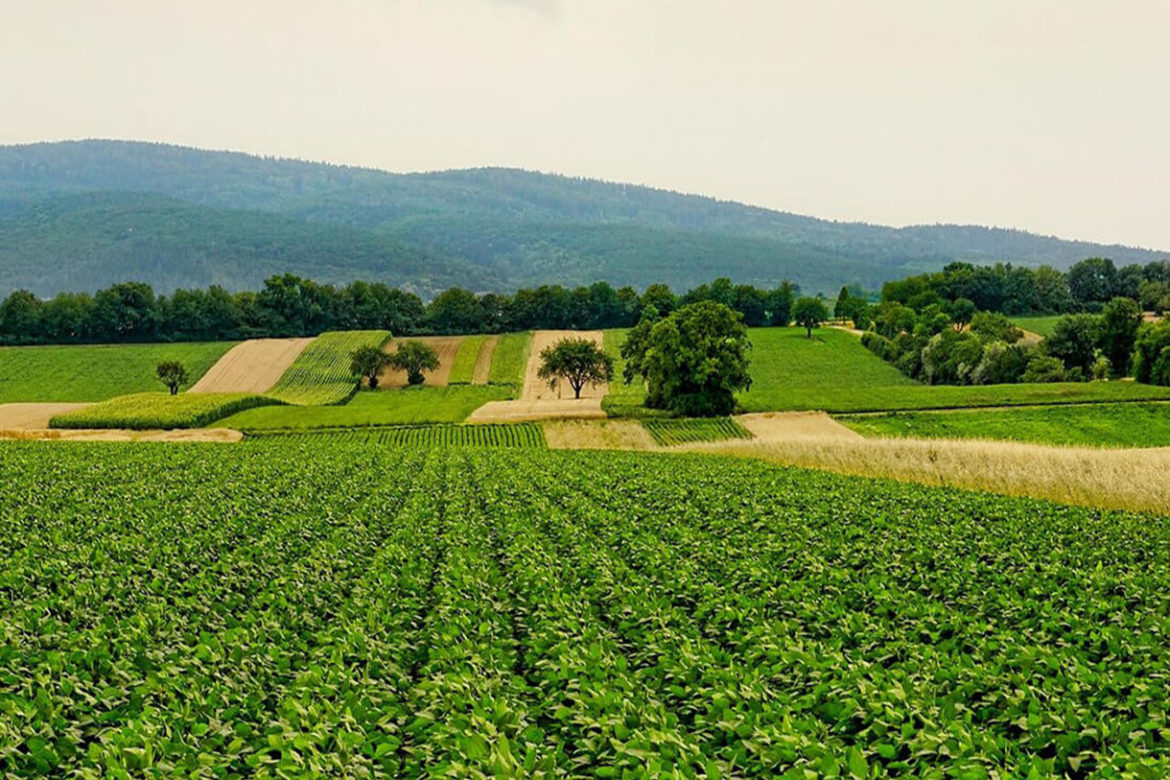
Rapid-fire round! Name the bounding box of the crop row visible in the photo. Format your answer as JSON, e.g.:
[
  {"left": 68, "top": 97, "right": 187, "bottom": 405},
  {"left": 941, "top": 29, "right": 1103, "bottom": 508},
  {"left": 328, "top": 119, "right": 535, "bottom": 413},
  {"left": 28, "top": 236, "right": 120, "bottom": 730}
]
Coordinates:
[
  {"left": 267, "top": 330, "right": 391, "bottom": 405},
  {"left": 48, "top": 391, "right": 279, "bottom": 429},
  {"left": 248, "top": 423, "right": 546, "bottom": 447},
  {"left": 1, "top": 442, "right": 1168, "bottom": 776},
  {"left": 642, "top": 416, "right": 753, "bottom": 446}
]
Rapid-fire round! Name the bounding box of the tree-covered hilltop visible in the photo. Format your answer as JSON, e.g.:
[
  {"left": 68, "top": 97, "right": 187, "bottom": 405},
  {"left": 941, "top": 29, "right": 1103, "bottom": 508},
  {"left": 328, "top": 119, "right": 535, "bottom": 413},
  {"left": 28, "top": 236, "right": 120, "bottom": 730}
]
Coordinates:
[{"left": 1, "top": 139, "right": 1166, "bottom": 297}]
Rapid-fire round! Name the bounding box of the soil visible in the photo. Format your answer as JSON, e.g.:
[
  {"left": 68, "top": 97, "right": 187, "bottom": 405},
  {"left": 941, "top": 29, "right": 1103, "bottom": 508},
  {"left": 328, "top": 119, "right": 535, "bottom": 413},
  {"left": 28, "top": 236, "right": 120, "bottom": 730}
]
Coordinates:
[
  {"left": 0, "top": 403, "right": 90, "bottom": 429},
  {"left": 543, "top": 419, "right": 657, "bottom": 450},
  {"left": 189, "top": 338, "right": 314, "bottom": 394},
  {"left": 378, "top": 337, "right": 464, "bottom": 388},
  {"left": 736, "top": 411, "right": 862, "bottom": 441}
]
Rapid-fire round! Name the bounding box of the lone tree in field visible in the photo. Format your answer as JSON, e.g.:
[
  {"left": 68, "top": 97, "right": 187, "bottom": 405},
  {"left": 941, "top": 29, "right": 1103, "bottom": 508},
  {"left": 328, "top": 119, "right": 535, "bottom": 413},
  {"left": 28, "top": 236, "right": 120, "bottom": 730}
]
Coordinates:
[
  {"left": 792, "top": 297, "right": 829, "bottom": 338},
  {"left": 389, "top": 340, "right": 440, "bottom": 386},
  {"left": 537, "top": 338, "right": 614, "bottom": 399},
  {"left": 350, "top": 345, "right": 392, "bottom": 389},
  {"left": 156, "top": 361, "right": 189, "bottom": 395},
  {"left": 623, "top": 300, "right": 751, "bottom": 416}
]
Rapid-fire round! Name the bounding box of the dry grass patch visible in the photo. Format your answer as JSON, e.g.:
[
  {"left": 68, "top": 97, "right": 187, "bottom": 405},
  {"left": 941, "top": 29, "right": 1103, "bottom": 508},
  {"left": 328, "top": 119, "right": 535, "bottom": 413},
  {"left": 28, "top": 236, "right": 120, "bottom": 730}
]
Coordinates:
[
  {"left": 681, "top": 435, "right": 1170, "bottom": 516},
  {"left": 0, "top": 403, "right": 90, "bottom": 430},
  {"left": 544, "top": 419, "right": 656, "bottom": 450},
  {"left": 0, "top": 428, "right": 242, "bottom": 443},
  {"left": 738, "top": 411, "right": 861, "bottom": 441}
]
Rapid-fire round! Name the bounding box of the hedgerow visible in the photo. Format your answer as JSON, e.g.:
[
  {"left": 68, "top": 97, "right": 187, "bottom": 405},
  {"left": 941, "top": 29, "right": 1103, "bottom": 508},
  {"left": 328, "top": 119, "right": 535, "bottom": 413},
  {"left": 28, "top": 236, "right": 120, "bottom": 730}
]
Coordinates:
[{"left": 1, "top": 443, "right": 1168, "bottom": 776}]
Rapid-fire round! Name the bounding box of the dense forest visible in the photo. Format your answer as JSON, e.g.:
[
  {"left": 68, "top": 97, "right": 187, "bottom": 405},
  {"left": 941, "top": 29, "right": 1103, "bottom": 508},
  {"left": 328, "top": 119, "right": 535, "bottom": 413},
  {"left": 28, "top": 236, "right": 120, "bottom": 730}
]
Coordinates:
[{"left": 2, "top": 140, "right": 1166, "bottom": 298}]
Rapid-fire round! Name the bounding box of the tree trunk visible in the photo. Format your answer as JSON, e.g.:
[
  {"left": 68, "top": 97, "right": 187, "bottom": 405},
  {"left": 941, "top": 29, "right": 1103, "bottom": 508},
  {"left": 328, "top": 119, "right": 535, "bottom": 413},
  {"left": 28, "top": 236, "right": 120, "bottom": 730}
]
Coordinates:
[
  {"left": 368, "top": 373, "right": 379, "bottom": 390},
  {"left": 169, "top": 384, "right": 178, "bottom": 396}
]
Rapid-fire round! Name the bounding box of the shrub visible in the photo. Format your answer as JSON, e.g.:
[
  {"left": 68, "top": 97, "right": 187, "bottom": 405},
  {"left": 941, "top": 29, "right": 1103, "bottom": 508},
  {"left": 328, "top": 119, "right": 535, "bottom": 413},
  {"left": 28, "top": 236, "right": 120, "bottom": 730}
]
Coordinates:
[
  {"left": 1022, "top": 355, "right": 1067, "bottom": 383},
  {"left": 1133, "top": 322, "right": 1170, "bottom": 385}
]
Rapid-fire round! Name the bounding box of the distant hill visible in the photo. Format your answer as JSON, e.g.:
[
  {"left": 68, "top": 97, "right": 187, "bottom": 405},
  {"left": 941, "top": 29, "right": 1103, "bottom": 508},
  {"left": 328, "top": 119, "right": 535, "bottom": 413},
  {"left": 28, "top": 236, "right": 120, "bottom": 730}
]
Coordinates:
[{"left": 0, "top": 139, "right": 1165, "bottom": 297}]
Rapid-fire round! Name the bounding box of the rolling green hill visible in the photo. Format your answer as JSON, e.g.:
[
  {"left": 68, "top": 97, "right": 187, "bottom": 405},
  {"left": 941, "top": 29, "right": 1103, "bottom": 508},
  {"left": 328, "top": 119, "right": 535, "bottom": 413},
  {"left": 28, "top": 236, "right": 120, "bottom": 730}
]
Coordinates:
[{"left": 2, "top": 139, "right": 1166, "bottom": 297}]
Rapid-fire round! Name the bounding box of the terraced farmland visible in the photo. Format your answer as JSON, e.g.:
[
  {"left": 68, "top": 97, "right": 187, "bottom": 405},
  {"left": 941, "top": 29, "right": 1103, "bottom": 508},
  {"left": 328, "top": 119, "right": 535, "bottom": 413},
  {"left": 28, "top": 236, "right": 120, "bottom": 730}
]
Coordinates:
[{"left": 2, "top": 441, "right": 1168, "bottom": 777}]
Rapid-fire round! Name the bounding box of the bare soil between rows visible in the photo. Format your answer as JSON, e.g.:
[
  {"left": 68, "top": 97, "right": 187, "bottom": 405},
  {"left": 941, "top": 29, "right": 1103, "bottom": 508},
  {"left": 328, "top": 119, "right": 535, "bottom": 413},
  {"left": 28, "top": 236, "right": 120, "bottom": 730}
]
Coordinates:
[{"left": 378, "top": 336, "right": 464, "bottom": 388}]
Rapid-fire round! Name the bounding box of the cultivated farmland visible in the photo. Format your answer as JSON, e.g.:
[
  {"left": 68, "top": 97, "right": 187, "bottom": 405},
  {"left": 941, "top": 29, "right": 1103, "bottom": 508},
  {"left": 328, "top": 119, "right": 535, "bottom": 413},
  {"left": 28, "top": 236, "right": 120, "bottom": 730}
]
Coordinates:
[
  {"left": 1, "top": 441, "right": 1168, "bottom": 776},
  {"left": 643, "top": 416, "right": 752, "bottom": 446},
  {"left": 249, "top": 422, "right": 546, "bottom": 447},
  {"left": 0, "top": 341, "right": 237, "bottom": 402},
  {"left": 267, "top": 330, "right": 390, "bottom": 405},
  {"left": 48, "top": 391, "right": 279, "bottom": 430}
]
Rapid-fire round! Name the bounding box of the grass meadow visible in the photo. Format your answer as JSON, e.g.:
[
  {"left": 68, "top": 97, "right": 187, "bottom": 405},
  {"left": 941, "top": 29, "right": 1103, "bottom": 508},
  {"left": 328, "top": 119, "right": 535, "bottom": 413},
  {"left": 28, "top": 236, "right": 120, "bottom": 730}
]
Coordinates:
[
  {"left": 0, "top": 341, "right": 236, "bottom": 402},
  {"left": 839, "top": 401, "right": 1170, "bottom": 448},
  {"left": 1010, "top": 315, "right": 1063, "bottom": 338}
]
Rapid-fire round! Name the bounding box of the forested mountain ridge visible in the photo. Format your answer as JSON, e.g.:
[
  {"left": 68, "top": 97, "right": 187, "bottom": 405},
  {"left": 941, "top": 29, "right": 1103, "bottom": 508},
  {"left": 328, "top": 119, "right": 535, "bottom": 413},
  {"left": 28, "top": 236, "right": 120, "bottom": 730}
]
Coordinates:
[{"left": 1, "top": 139, "right": 1165, "bottom": 297}]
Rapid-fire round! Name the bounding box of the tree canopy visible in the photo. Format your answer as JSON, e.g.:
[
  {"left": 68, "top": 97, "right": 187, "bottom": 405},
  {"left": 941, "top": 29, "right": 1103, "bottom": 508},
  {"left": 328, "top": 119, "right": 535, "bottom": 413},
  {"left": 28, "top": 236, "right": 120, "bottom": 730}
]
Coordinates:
[
  {"left": 624, "top": 301, "right": 752, "bottom": 416},
  {"left": 389, "top": 341, "right": 440, "bottom": 386},
  {"left": 536, "top": 338, "right": 614, "bottom": 400}
]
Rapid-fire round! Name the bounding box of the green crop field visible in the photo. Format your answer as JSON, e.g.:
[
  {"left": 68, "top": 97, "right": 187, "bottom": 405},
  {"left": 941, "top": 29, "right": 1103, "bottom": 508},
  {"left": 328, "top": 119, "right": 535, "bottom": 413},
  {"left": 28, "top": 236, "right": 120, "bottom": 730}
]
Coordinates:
[
  {"left": 0, "top": 341, "right": 236, "bottom": 403},
  {"left": 48, "top": 392, "right": 279, "bottom": 430},
  {"left": 1011, "top": 315, "right": 1063, "bottom": 338},
  {"left": 267, "top": 330, "right": 390, "bottom": 405},
  {"left": 447, "top": 335, "right": 488, "bottom": 384},
  {"left": 601, "top": 328, "right": 652, "bottom": 417},
  {"left": 486, "top": 331, "right": 531, "bottom": 386},
  {"left": 643, "top": 417, "right": 752, "bottom": 446},
  {"left": 220, "top": 385, "right": 512, "bottom": 430},
  {"left": 250, "top": 422, "right": 546, "bottom": 447},
  {"left": 840, "top": 401, "right": 1170, "bottom": 448},
  {"left": 2, "top": 441, "right": 1168, "bottom": 776}
]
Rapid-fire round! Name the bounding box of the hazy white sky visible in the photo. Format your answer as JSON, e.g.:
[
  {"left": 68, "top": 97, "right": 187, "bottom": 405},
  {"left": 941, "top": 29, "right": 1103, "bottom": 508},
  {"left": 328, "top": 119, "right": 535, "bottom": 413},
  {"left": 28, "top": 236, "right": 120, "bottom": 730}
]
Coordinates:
[{"left": 2, "top": 0, "right": 1168, "bottom": 248}]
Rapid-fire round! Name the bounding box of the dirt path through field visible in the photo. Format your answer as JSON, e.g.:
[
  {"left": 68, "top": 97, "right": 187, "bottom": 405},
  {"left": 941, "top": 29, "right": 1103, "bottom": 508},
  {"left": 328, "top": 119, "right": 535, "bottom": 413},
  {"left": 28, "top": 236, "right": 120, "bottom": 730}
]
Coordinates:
[
  {"left": 379, "top": 336, "right": 464, "bottom": 388},
  {"left": 0, "top": 427, "right": 242, "bottom": 443},
  {"left": 0, "top": 403, "right": 90, "bottom": 430},
  {"left": 471, "top": 335, "right": 499, "bottom": 385},
  {"left": 737, "top": 411, "right": 862, "bottom": 442},
  {"left": 189, "top": 338, "right": 313, "bottom": 394},
  {"left": 522, "top": 330, "right": 607, "bottom": 400}
]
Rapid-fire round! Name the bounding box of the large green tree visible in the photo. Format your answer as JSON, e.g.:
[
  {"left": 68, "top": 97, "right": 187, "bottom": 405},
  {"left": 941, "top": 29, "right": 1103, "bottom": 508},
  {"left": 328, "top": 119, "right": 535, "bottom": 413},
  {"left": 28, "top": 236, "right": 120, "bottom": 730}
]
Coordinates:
[
  {"left": 624, "top": 301, "right": 751, "bottom": 416},
  {"left": 536, "top": 338, "right": 614, "bottom": 399},
  {"left": 350, "top": 345, "right": 392, "bottom": 389},
  {"left": 1098, "top": 297, "right": 1143, "bottom": 377},
  {"left": 389, "top": 341, "right": 440, "bottom": 386},
  {"left": 792, "top": 297, "right": 829, "bottom": 338},
  {"left": 1045, "top": 314, "right": 1100, "bottom": 375}
]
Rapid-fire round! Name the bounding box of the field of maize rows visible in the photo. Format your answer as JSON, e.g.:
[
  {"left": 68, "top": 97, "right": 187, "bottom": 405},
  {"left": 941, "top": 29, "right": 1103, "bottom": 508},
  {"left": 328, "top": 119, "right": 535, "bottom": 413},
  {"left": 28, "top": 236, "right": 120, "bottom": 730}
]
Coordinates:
[
  {"left": 248, "top": 423, "right": 546, "bottom": 447},
  {"left": 642, "top": 417, "right": 753, "bottom": 446},
  {"left": 1, "top": 441, "right": 1168, "bottom": 777}
]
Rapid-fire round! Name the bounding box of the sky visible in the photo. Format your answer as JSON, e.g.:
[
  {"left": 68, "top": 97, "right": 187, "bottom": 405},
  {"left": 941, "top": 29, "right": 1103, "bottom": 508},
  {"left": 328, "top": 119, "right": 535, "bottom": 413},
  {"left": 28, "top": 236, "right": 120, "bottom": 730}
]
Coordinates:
[{"left": 2, "top": 0, "right": 1169, "bottom": 249}]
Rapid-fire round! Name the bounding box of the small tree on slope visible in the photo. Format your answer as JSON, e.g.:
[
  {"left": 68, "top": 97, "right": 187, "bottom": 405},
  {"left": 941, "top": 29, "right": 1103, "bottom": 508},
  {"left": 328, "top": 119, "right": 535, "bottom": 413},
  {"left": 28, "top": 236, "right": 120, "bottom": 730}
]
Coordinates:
[
  {"left": 350, "top": 345, "right": 392, "bottom": 389},
  {"left": 389, "top": 340, "right": 440, "bottom": 386},
  {"left": 537, "top": 338, "right": 614, "bottom": 399},
  {"left": 156, "top": 361, "right": 189, "bottom": 395}
]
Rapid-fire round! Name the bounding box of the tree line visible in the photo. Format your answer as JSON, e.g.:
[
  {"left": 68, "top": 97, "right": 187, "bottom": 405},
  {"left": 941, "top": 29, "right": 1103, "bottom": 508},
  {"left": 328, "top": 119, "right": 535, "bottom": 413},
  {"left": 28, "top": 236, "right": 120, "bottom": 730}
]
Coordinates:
[{"left": 0, "top": 275, "right": 801, "bottom": 346}]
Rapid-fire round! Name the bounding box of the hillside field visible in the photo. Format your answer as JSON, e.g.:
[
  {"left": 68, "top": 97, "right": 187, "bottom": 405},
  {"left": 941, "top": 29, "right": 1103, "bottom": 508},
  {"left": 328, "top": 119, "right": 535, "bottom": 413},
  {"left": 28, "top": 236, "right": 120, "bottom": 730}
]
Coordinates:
[
  {"left": 1010, "top": 315, "right": 1063, "bottom": 338},
  {"left": 2, "top": 440, "right": 1168, "bottom": 776},
  {"left": 839, "top": 402, "right": 1170, "bottom": 448},
  {"left": 219, "top": 386, "right": 512, "bottom": 430},
  {"left": 0, "top": 341, "right": 236, "bottom": 402}
]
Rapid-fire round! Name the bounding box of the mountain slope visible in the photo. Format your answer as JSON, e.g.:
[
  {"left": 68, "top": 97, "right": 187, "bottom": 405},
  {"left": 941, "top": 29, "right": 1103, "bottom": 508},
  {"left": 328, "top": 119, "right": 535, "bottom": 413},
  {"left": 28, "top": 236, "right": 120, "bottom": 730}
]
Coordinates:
[
  {"left": 0, "top": 139, "right": 1165, "bottom": 296},
  {"left": 0, "top": 192, "right": 498, "bottom": 296}
]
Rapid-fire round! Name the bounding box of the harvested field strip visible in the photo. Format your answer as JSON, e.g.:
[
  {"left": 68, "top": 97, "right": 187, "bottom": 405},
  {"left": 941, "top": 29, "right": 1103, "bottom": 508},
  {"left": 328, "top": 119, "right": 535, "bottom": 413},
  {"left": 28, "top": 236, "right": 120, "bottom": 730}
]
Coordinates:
[
  {"left": 248, "top": 423, "right": 546, "bottom": 447},
  {"left": 643, "top": 417, "right": 752, "bottom": 446},
  {"left": 522, "top": 330, "right": 607, "bottom": 401},
  {"left": 487, "top": 331, "right": 531, "bottom": 386},
  {"left": 189, "top": 338, "right": 313, "bottom": 393},
  {"left": 683, "top": 435, "right": 1170, "bottom": 517},
  {"left": 447, "top": 335, "right": 488, "bottom": 384},
  {"left": 379, "top": 336, "right": 463, "bottom": 388},
  {"left": 268, "top": 330, "right": 390, "bottom": 405},
  {"left": 471, "top": 335, "right": 499, "bottom": 384},
  {"left": 543, "top": 419, "right": 656, "bottom": 450},
  {"left": 49, "top": 392, "right": 280, "bottom": 430},
  {"left": 0, "top": 402, "right": 89, "bottom": 430}
]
